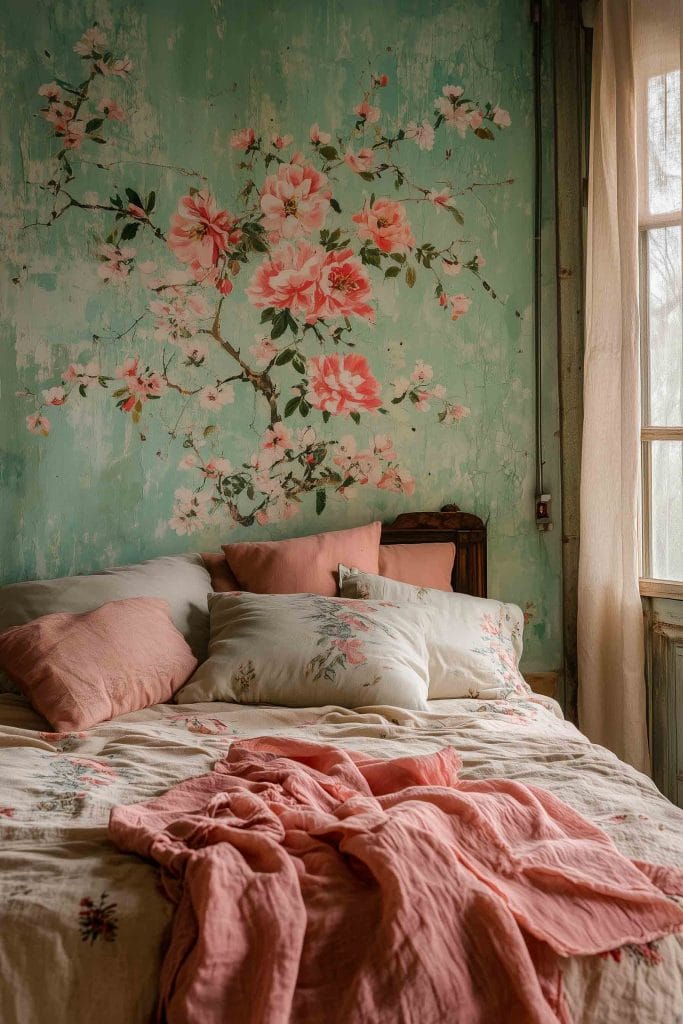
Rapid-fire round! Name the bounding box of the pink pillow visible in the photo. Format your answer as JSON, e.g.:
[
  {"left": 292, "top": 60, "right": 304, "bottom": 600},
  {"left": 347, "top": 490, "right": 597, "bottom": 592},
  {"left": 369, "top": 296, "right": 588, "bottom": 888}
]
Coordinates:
[
  {"left": 0, "top": 598, "right": 198, "bottom": 731},
  {"left": 223, "top": 522, "right": 381, "bottom": 596},
  {"left": 378, "top": 543, "right": 455, "bottom": 591}
]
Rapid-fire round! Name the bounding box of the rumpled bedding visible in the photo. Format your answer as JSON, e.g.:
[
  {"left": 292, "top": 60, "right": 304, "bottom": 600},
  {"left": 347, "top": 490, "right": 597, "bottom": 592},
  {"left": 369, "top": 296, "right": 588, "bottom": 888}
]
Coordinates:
[
  {"left": 110, "top": 737, "right": 683, "bottom": 1024},
  {"left": 0, "top": 692, "right": 682, "bottom": 1024}
]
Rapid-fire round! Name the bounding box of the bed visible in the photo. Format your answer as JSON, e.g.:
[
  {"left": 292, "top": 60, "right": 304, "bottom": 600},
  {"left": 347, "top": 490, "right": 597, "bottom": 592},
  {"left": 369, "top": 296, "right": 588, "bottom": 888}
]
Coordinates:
[{"left": 0, "top": 507, "right": 681, "bottom": 1024}]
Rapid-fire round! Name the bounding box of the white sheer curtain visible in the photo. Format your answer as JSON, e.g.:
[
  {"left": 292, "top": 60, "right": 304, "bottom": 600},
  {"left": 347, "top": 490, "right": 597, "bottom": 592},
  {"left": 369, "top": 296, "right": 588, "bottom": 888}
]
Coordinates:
[{"left": 579, "top": 0, "right": 681, "bottom": 773}]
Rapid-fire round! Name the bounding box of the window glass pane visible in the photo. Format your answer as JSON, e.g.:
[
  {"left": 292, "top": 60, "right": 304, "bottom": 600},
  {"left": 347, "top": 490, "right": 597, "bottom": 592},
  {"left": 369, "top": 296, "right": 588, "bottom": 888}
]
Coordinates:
[
  {"left": 650, "top": 440, "right": 683, "bottom": 580},
  {"left": 647, "top": 226, "right": 683, "bottom": 425},
  {"left": 648, "top": 69, "right": 681, "bottom": 215}
]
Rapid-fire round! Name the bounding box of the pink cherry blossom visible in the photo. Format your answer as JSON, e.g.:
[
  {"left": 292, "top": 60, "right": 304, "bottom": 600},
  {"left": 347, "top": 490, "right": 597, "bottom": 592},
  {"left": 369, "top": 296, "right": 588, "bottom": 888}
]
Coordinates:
[
  {"left": 427, "top": 187, "right": 453, "bottom": 210},
  {"left": 249, "top": 336, "right": 280, "bottom": 366},
  {"left": 42, "top": 102, "right": 73, "bottom": 126},
  {"left": 246, "top": 240, "right": 325, "bottom": 321},
  {"left": 73, "top": 26, "right": 107, "bottom": 57},
  {"left": 446, "top": 403, "right": 470, "bottom": 422},
  {"left": 372, "top": 434, "right": 397, "bottom": 460},
  {"left": 169, "top": 488, "right": 213, "bottom": 535},
  {"left": 271, "top": 133, "right": 293, "bottom": 149},
  {"left": 353, "top": 100, "right": 380, "bottom": 124},
  {"left": 306, "top": 353, "right": 382, "bottom": 416},
  {"left": 475, "top": 252, "right": 486, "bottom": 268},
  {"left": 377, "top": 465, "right": 415, "bottom": 496},
  {"left": 391, "top": 377, "right": 410, "bottom": 399},
  {"left": 344, "top": 147, "right": 375, "bottom": 173},
  {"left": 180, "top": 338, "right": 209, "bottom": 365},
  {"left": 230, "top": 127, "right": 255, "bottom": 151},
  {"left": 168, "top": 190, "right": 241, "bottom": 270},
  {"left": 179, "top": 454, "right": 199, "bottom": 470},
  {"left": 127, "top": 203, "right": 147, "bottom": 219},
  {"left": 98, "top": 97, "right": 125, "bottom": 121},
  {"left": 309, "top": 123, "right": 331, "bottom": 145},
  {"left": 261, "top": 422, "right": 292, "bottom": 452},
  {"left": 96, "top": 56, "right": 133, "bottom": 77},
  {"left": 313, "top": 249, "right": 375, "bottom": 323},
  {"left": 411, "top": 360, "right": 433, "bottom": 384},
  {"left": 38, "top": 82, "right": 61, "bottom": 101},
  {"left": 149, "top": 295, "right": 210, "bottom": 345},
  {"left": 199, "top": 384, "right": 235, "bottom": 409},
  {"left": 352, "top": 198, "right": 415, "bottom": 255},
  {"left": 448, "top": 294, "right": 471, "bottom": 321},
  {"left": 469, "top": 109, "right": 484, "bottom": 130},
  {"left": 259, "top": 161, "right": 331, "bottom": 242},
  {"left": 115, "top": 357, "right": 165, "bottom": 401},
  {"left": 97, "top": 243, "right": 135, "bottom": 282},
  {"left": 414, "top": 392, "right": 431, "bottom": 412},
  {"left": 405, "top": 120, "right": 435, "bottom": 151},
  {"left": 442, "top": 258, "right": 462, "bottom": 276},
  {"left": 202, "top": 458, "right": 232, "bottom": 479},
  {"left": 442, "top": 85, "right": 464, "bottom": 101},
  {"left": 42, "top": 386, "right": 66, "bottom": 406},
  {"left": 492, "top": 106, "right": 512, "bottom": 128},
  {"left": 26, "top": 412, "right": 51, "bottom": 436}
]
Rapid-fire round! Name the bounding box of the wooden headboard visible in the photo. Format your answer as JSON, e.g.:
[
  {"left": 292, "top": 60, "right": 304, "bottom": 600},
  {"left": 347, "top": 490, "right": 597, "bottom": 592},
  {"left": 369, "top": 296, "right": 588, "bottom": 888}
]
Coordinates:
[{"left": 381, "top": 504, "right": 487, "bottom": 598}]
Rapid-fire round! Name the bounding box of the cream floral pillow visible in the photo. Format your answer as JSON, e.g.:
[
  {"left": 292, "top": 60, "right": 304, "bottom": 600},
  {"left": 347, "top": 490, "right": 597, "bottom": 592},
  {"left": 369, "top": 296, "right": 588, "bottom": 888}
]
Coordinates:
[
  {"left": 176, "top": 592, "right": 430, "bottom": 710},
  {"left": 339, "top": 565, "right": 531, "bottom": 700}
]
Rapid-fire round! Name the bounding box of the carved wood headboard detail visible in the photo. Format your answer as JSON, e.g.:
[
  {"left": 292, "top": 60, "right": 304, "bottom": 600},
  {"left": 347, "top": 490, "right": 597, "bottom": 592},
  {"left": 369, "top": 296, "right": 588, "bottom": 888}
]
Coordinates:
[{"left": 380, "top": 504, "right": 487, "bottom": 598}]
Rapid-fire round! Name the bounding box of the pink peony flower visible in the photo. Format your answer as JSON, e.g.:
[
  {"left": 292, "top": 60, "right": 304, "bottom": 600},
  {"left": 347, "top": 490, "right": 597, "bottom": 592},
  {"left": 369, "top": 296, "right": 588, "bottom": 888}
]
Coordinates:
[
  {"left": 344, "top": 147, "right": 375, "bottom": 173},
  {"left": 353, "top": 99, "right": 381, "bottom": 124},
  {"left": 42, "top": 386, "right": 66, "bottom": 406},
  {"left": 199, "top": 384, "right": 234, "bottom": 409},
  {"left": 246, "top": 240, "right": 325, "bottom": 321},
  {"left": 38, "top": 82, "right": 61, "bottom": 101},
  {"left": 230, "top": 127, "right": 256, "bottom": 151},
  {"left": 427, "top": 187, "right": 452, "bottom": 210},
  {"left": 352, "top": 198, "right": 415, "bottom": 255},
  {"left": 271, "top": 133, "right": 293, "bottom": 149},
  {"left": 26, "top": 412, "right": 51, "bottom": 436},
  {"left": 492, "top": 106, "right": 511, "bottom": 128},
  {"left": 309, "top": 123, "right": 331, "bottom": 145},
  {"left": 377, "top": 466, "right": 415, "bottom": 496},
  {"left": 259, "top": 160, "right": 331, "bottom": 242},
  {"left": 97, "top": 97, "right": 125, "bottom": 121},
  {"left": 73, "top": 26, "right": 107, "bottom": 57},
  {"left": 405, "top": 120, "right": 435, "bottom": 151},
  {"left": 168, "top": 190, "right": 241, "bottom": 270},
  {"left": 261, "top": 422, "right": 291, "bottom": 452},
  {"left": 313, "top": 249, "right": 375, "bottom": 323},
  {"left": 306, "top": 353, "right": 382, "bottom": 416}
]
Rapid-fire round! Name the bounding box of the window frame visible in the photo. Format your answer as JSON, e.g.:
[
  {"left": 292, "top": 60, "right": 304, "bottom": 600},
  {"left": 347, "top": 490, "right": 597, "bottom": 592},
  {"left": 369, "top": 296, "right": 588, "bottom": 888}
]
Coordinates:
[{"left": 637, "top": 64, "right": 683, "bottom": 596}]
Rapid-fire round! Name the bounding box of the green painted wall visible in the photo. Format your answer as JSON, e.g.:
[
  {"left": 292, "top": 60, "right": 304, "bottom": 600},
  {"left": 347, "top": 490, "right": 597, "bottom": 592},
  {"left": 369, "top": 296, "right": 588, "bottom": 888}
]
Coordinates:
[{"left": 0, "top": 0, "right": 562, "bottom": 671}]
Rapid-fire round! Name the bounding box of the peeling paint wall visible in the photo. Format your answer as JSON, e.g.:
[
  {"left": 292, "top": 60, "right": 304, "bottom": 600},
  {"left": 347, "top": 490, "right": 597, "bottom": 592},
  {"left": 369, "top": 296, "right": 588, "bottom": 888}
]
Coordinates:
[{"left": 0, "top": 0, "right": 562, "bottom": 671}]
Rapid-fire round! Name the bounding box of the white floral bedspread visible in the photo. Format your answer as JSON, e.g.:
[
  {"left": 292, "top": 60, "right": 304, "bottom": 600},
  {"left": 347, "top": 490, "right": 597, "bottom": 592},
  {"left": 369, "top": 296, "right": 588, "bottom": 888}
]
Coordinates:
[{"left": 0, "top": 692, "right": 681, "bottom": 1024}]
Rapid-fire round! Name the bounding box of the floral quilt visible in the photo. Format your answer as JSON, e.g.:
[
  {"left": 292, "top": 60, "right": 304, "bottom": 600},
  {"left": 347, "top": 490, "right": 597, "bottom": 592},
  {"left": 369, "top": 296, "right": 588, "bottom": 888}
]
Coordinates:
[{"left": 0, "top": 692, "right": 681, "bottom": 1024}]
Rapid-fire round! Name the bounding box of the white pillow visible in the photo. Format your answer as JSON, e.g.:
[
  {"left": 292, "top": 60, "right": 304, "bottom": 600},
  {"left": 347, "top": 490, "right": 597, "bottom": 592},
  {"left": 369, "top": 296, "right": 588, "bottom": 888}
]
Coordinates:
[
  {"left": 176, "top": 591, "right": 430, "bottom": 711},
  {"left": 0, "top": 554, "right": 212, "bottom": 671},
  {"left": 338, "top": 565, "right": 531, "bottom": 700}
]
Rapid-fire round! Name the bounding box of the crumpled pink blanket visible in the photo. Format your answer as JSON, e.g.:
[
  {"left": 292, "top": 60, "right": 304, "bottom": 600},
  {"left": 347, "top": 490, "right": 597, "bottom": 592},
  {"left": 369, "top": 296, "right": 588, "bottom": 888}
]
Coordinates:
[{"left": 109, "top": 738, "right": 683, "bottom": 1024}]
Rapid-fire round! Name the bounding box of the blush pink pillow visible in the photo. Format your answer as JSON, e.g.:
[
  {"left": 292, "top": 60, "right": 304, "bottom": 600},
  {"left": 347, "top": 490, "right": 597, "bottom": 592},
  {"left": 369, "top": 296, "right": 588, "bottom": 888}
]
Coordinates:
[
  {"left": 223, "top": 522, "right": 381, "bottom": 596},
  {"left": 0, "top": 597, "right": 198, "bottom": 731},
  {"left": 378, "top": 543, "right": 455, "bottom": 591}
]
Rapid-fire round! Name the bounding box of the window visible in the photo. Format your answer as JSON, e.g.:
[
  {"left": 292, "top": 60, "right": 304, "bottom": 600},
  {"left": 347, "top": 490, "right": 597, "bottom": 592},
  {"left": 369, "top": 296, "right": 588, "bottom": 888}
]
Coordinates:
[{"left": 638, "top": 64, "right": 683, "bottom": 592}]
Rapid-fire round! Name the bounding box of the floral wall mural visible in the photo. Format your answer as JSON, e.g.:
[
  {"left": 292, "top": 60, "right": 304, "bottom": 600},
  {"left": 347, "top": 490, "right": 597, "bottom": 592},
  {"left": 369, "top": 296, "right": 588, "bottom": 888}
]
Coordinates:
[{"left": 0, "top": 0, "right": 561, "bottom": 671}]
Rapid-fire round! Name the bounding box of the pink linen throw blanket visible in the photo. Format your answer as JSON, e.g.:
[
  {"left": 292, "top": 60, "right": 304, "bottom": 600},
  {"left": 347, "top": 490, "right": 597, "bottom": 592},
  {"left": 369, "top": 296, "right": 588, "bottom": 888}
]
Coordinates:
[{"left": 109, "top": 738, "right": 683, "bottom": 1024}]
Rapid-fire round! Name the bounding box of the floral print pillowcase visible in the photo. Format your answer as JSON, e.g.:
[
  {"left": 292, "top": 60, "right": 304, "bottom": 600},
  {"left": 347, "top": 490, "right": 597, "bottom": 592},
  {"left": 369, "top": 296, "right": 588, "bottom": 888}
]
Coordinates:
[
  {"left": 338, "top": 566, "right": 531, "bottom": 701},
  {"left": 176, "top": 592, "right": 430, "bottom": 711}
]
